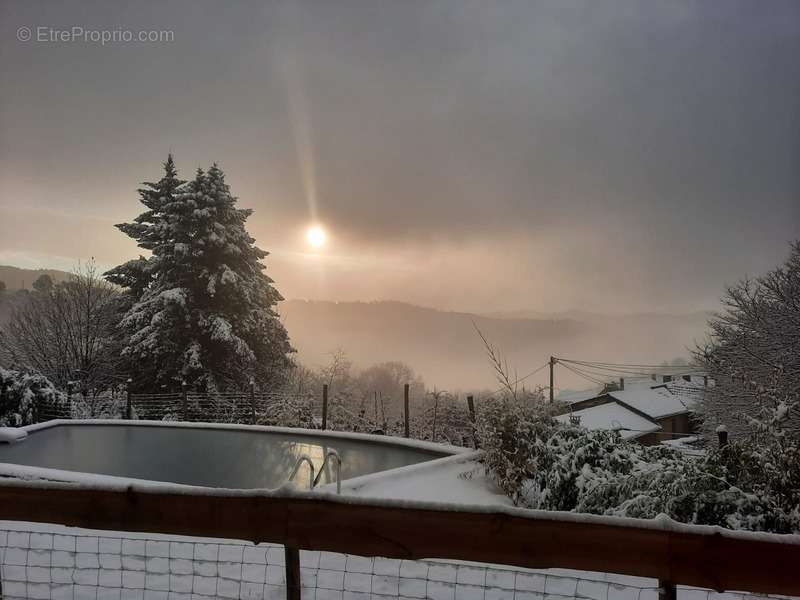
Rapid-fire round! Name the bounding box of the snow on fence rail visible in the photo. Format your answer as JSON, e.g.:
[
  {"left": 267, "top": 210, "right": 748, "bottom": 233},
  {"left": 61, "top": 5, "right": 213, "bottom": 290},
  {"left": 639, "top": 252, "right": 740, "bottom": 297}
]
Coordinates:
[{"left": 2, "top": 521, "right": 790, "bottom": 600}]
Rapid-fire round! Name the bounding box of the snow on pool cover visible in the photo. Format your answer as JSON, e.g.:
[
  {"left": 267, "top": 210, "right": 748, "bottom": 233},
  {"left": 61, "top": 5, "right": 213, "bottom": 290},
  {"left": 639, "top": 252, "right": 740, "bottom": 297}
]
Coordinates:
[{"left": 0, "top": 420, "right": 459, "bottom": 489}]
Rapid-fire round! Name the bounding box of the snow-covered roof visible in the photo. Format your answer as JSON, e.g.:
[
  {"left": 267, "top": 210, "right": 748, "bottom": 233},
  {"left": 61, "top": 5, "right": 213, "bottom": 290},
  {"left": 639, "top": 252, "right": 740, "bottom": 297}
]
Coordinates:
[
  {"left": 607, "top": 388, "right": 689, "bottom": 420},
  {"left": 660, "top": 435, "right": 705, "bottom": 457},
  {"left": 556, "top": 387, "right": 605, "bottom": 405},
  {"left": 556, "top": 403, "right": 661, "bottom": 440},
  {"left": 661, "top": 380, "right": 707, "bottom": 406}
]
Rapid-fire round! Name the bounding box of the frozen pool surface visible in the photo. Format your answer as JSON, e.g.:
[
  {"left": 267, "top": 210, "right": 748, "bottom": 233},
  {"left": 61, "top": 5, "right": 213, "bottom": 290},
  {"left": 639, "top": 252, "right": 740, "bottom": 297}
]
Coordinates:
[{"left": 0, "top": 423, "right": 449, "bottom": 489}]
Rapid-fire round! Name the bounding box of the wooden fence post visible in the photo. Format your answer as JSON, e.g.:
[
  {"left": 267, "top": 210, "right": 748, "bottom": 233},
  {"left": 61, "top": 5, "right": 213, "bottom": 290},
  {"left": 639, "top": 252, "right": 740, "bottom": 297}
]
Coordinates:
[
  {"left": 658, "top": 580, "right": 676, "bottom": 600},
  {"left": 126, "top": 379, "right": 132, "bottom": 420},
  {"left": 181, "top": 381, "right": 188, "bottom": 422},
  {"left": 717, "top": 424, "right": 729, "bottom": 448},
  {"left": 322, "top": 384, "right": 328, "bottom": 430},
  {"left": 467, "top": 395, "right": 478, "bottom": 449},
  {"left": 403, "top": 384, "right": 410, "bottom": 438},
  {"left": 285, "top": 546, "right": 301, "bottom": 600},
  {"left": 250, "top": 378, "right": 256, "bottom": 425}
]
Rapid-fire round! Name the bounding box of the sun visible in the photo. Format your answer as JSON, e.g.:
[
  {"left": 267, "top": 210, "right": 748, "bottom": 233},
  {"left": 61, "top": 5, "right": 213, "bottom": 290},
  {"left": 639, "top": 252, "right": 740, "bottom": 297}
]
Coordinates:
[{"left": 306, "top": 224, "right": 327, "bottom": 248}]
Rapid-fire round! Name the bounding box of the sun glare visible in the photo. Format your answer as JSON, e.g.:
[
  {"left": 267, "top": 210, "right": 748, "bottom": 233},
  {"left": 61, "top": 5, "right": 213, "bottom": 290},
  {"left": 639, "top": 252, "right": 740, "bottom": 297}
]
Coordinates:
[{"left": 306, "top": 225, "right": 327, "bottom": 248}]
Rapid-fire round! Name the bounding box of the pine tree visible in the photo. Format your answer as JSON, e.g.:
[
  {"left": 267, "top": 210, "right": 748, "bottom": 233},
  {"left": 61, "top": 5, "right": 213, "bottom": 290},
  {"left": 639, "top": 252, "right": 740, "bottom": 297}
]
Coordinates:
[
  {"left": 107, "top": 157, "right": 293, "bottom": 391},
  {"left": 106, "top": 154, "right": 185, "bottom": 298}
]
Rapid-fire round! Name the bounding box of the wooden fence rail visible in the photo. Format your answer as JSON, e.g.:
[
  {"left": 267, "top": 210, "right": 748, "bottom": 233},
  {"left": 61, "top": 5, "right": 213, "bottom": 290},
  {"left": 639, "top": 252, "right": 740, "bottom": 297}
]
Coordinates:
[{"left": 0, "top": 481, "right": 797, "bottom": 596}]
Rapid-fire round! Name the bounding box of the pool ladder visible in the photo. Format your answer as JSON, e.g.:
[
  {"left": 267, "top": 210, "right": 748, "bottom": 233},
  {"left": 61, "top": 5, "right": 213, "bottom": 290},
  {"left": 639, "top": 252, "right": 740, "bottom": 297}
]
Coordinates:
[{"left": 288, "top": 450, "right": 342, "bottom": 494}]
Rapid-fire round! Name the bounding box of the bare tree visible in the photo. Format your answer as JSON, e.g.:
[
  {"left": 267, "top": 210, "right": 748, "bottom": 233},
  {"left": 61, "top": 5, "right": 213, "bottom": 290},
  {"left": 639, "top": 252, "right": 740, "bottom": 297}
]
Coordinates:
[
  {"left": 473, "top": 320, "right": 520, "bottom": 400},
  {"left": 696, "top": 241, "right": 800, "bottom": 440},
  {"left": 0, "top": 261, "right": 125, "bottom": 405},
  {"left": 321, "top": 348, "right": 353, "bottom": 390}
]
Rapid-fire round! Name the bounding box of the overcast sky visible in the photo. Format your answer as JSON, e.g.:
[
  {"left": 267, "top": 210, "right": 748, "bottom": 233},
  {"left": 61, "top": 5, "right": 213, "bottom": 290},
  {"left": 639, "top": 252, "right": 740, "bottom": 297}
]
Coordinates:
[{"left": 1, "top": 0, "right": 798, "bottom": 314}]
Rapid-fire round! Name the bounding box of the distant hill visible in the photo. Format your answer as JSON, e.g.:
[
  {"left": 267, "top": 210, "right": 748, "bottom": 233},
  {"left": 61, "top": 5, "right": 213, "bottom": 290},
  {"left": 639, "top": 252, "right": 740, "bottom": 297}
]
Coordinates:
[
  {"left": 0, "top": 265, "right": 71, "bottom": 291},
  {"left": 279, "top": 300, "right": 712, "bottom": 391},
  {"left": 0, "top": 263, "right": 711, "bottom": 391}
]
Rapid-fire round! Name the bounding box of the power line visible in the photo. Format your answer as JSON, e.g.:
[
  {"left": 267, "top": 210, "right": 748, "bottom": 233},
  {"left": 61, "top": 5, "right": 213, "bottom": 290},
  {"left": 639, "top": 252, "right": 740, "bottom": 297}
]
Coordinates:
[
  {"left": 560, "top": 362, "right": 681, "bottom": 380},
  {"left": 559, "top": 362, "right": 607, "bottom": 386},
  {"left": 555, "top": 358, "right": 705, "bottom": 383},
  {"left": 557, "top": 357, "right": 703, "bottom": 372},
  {"left": 562, "top": 363, "right": 660, "bottom": 378},
  {"left": 561, "top": 363, "right": 703, "bottom": 377}
]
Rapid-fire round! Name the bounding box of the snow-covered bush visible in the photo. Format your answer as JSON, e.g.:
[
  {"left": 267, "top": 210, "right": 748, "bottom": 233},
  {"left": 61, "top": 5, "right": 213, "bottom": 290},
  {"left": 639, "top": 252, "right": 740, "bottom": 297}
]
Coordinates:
[
  {"left": 69, "top": 390, "right": 127, "bottom": 419},
  {"left": 0, "top": 368, "right": 66, "bottom": 426},
  {"left": 476, "top": 395, "right": 570, "bottom": 504},
  {"left": 410, "top": 390, "right": 473, "bottom": 446},
  {"left": 261, "top": 393, "right": 317, "bottom": 429},
  {"left": 478, "top": 394, "right": 800, "bottom": 533}
]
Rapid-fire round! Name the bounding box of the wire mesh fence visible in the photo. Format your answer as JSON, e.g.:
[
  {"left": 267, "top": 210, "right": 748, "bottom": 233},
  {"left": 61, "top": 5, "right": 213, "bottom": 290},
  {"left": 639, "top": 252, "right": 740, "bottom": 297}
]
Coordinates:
[
  {"left": 0, "top": 522, "right": 793, "bottom": 600},
  {"left": 127, "top": 392, "right": 313, "bottom": 425},
  {"left": 29, "top": 388, "right": 476, "bottom": 446},
  {"left": 31, "top": 391, "right": 319, "bottom": 428}
]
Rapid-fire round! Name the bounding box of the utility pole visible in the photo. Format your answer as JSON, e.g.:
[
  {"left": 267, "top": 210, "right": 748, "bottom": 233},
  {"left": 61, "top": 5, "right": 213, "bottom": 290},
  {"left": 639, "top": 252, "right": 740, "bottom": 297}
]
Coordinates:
[{"left": 549, "top": 356, "right": 556, "bottom": 402}]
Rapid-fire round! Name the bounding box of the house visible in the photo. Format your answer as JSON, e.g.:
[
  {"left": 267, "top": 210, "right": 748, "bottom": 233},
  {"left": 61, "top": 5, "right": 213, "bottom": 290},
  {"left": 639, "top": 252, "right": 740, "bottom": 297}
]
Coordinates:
[
  {"left": 555, "top": 400, "right": 662, "bottom": 440},
  {"left": 557, "top": 373, "right": 707, "bottom": 444}
]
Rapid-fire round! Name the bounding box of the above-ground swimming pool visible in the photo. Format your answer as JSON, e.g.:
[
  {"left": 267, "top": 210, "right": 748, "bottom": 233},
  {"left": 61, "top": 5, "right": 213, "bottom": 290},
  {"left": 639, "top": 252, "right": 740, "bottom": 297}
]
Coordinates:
[{"left": 0, "top": 421, "right": 458, "bottom": 489}]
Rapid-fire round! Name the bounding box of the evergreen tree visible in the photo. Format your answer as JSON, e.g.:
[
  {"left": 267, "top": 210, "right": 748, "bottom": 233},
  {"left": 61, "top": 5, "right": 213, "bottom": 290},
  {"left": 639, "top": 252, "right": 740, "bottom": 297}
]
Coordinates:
[
  {"left": 107, "top": 157, "right": 293, "bottom": 391},
  {"left": 106, "top": 154, "right": 185, "bottom": 299}
]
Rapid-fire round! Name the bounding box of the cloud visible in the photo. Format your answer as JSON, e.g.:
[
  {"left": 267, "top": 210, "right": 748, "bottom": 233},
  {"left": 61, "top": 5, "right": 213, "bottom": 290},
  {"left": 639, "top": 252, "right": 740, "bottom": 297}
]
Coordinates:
[{"left": 0, "top": 0, "right": 798, "bottom": 313}]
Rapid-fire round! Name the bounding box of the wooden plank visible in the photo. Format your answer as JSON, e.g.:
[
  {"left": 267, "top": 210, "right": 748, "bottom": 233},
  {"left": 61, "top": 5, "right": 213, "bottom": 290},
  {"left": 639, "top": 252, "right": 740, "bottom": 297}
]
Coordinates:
[
  {"left": 0, "top": 483, "right": 797, "bottom": 595},
  {"left": 659, "top": 581, "right": 677, "bottom": 600},
  {"left": 285, "top": 546, "right": 301, "bottom": 600}
]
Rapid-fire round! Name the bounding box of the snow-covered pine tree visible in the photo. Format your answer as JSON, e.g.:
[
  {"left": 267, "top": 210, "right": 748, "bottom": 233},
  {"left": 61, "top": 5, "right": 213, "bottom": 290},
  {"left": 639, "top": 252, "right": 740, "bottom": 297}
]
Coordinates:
[
  {"left": 107, "top": 157, "right": 293, "bottom": 391},
  {"left": 106, "top": 154, "right": 185, "bottom": 299}
]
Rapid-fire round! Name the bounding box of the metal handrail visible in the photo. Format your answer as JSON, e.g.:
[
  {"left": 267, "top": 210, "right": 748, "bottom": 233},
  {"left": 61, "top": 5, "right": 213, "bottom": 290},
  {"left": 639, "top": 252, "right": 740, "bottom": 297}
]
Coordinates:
[
  {"left": 313, "top": 450, "right": 342, "bottom": 494},
  {"left": 288, "top": 455, "right": 315, "bottom": 490}
]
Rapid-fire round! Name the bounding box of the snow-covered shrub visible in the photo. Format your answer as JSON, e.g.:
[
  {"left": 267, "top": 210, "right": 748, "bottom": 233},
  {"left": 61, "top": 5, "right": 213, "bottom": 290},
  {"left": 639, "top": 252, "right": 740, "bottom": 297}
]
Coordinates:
[
  {"left": 261, "top": 393, "right": 317, "bottom": 428},
  {"left": 476, "top": 395, "right": 569, "bottom": 504},
  {"left": 0, "top": 368, "right": 66, "bottom": 426},
  {"left": 671, "top": 439, "right": 800, "bottom": 532},
  {"left": 410, "top": 391, "right": 473, "bottom": 446},
  {"left": 69, "top": 391, "right": 127, "bottom": 419},
  {"left": 478, "top": 394, "right": 800, "bottom": 533}
]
